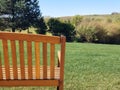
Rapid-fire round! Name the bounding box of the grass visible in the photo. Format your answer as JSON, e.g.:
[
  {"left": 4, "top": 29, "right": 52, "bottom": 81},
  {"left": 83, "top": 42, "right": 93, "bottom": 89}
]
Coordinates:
[
  {"left": 0, "top": 42, "right": 120, "bottom": 90},
  {"left": 65, "top": 43, "right": 120, "bottom": 90}
]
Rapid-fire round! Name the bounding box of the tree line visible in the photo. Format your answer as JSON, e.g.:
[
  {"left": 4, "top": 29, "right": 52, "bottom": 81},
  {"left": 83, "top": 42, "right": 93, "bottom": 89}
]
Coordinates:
[
  {"left": 48, "top": 14, "right": 120, "bottom": 44},
  {"left": 45, "top": 14, "right": 120, "bottom": 44}
]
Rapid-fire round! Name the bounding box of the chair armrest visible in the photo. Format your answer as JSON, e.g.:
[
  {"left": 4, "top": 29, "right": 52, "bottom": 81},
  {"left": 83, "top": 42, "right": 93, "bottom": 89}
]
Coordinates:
[{"left": 57, "top": 51, "right": 61, "bottom": 67}]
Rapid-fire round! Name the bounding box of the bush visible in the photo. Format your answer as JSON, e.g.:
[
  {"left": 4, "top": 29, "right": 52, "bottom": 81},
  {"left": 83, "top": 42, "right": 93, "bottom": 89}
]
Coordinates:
[
  {"left": 106, "top": 23, "right": 120, "bottom": 44},
  {"left": 76, "top": 22, "right": 107, "bottom": 43}
]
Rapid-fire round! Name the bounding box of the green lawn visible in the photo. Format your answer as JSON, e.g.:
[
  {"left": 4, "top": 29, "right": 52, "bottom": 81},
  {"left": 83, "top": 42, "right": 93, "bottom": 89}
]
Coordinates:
[
  {"left": 65, "top": 43, "right": 120, "bottom": 90},
  {"left": 0, "top": 43, "right": 120, "bottom": 90}
]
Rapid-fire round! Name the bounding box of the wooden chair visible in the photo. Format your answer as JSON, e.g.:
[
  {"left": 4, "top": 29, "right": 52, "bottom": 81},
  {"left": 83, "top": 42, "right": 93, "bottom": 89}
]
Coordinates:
[{"left": 0, "top": 32, "right": 66, "bottom": 90}]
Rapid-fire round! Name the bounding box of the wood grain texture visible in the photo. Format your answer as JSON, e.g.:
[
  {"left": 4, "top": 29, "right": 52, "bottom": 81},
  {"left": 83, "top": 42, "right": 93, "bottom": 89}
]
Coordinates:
[
  {"left": 35, "top": 42, "right": 40, "bottom": 79},
  {"left": 0, "top": 32, "right": 60, "bottom": 44},
  {"left": 11, "top": 40, "right": 18, "bottom": 79},
  {"left": 2, "top": 40, "right": 10, "bottom": 79},
  {"left": 59, "top": 36, "right": 66, "bottom": 90},
  {"left": 50, "top": 44, "right": 55, "bottom": 79},
  {"left": 19, "top": 40, "right": 25, "bottom": 79},
  {"left": 0, "top": 51, "right": 3, "bottom": 79},
  {"left": 43, "top": 43, "right": 47, "bottom": 79},
  {"left": 27, "top": 41, "right": 33, "bottom": 79},
  {"left": 0, "top": 80, "right": 59, "bottom": 86}
]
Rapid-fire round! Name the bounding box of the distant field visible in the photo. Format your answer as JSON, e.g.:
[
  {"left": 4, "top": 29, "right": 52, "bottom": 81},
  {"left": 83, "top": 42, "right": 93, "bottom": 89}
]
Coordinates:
[{"left": 0, "top": 43, "right": 120, "bottom": 90}]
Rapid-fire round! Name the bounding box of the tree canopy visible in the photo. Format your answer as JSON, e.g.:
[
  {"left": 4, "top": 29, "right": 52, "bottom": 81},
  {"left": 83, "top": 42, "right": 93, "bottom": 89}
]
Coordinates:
[
  {"left": 0, "top": 0, "right": 46, "bottom": 33},
  {"left": 47, "top": 18, "right": 75, "bottom": 42}
]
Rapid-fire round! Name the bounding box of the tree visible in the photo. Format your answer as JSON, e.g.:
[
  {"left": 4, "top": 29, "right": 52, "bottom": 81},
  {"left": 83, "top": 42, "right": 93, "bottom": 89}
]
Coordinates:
[
  {"left": 61, "top": 22, "right": 75, "bottom": 42},
  {"left": 0, "top": 0, "right": 46, "bottom": 33},
  {"left": 35, "top": 17, "right": 47, "bottom": 34},
  {"left": 0, "top": 18, "right": 9, "bottom": 31},
  {"left": 0, "top": 0, "right": 11, "bottom": 15},
  {"left": 0, "top": 0, "right": 11, "bottom": 31},
  {"left": 47, "top": 18, "right": 75, "bottom": 42},
  {"left": 47, "top": 18, "right": 62, "bottom": 35}
]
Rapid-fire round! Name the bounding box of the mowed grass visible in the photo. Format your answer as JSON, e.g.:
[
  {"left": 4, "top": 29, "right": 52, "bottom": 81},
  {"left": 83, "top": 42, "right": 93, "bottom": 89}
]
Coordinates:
[
  {"left": 0, "top": 43, "right": 120, "bottom": 90},
  {"left": 65, "top": 43, "right": 120, "bottom": 90}
]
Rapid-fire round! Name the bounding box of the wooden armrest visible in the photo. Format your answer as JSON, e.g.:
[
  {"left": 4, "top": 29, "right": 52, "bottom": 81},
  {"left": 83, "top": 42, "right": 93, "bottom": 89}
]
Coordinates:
[{"left": 57, "top": 51, "right": 61, "bottom": 67}]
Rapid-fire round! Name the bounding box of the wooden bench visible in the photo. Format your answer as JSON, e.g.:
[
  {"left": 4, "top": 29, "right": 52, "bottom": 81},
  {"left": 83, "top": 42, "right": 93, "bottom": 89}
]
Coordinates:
[{"left": 0, "top": 32, "right": 66, "bottom": 90}]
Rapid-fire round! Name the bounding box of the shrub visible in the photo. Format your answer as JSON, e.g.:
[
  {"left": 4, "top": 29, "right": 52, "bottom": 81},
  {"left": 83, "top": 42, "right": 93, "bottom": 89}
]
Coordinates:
[
  {"left": 76, "top": 22, "right": 107, "bottom": 43},
  {"left": 106, "top": 23, "right": 120, "bottom": 44}
]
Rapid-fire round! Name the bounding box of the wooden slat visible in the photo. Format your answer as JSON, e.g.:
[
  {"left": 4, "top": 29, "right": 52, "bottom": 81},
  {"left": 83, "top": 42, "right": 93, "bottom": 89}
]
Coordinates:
[
  {"left": 35, "top": 42, "right": 40, "bottom": 79},
  {"left": 2, "top": 40, "right": 10, "bottom": 79},
  {"left": 0, "top": 80, "right": 59, "bottom": 86},
  {"left": 0, "top": 52, "right": 3, "bottom": 79},
  {"left": 11, "top": 40, "right": 18, "bottom": 79},
  {"left": 0, "top": 32, "right": 60, "bottom": 44},
  {"left": 60, "top": 36, "right": 66, "bottom": 79},
  {"left": 59, "top": 36, "right": 66, "bottom": 90},
  {"left": 43, "top": 43, "right": 47, "bottom": 79},
  {"left": 50, "top": 44, "right": 55, "bottom": 79},
  {"left": 27, "top": 41, "right": 32, "bottom": 79},
  {"left": 19, "top": 40, "right": 25, "bottom": 79}
]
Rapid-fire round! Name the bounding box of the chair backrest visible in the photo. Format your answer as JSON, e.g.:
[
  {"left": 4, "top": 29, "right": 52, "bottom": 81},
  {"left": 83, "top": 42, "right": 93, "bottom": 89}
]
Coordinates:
[{"left": 0, "top": 32, "right": 66, "bottom": 80}]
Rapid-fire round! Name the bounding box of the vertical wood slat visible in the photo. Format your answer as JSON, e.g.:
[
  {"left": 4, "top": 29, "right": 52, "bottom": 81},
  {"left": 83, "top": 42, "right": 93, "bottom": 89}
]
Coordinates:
[
  {"left": 35, "top": 42, "right": 40, "bottom": 79},
  {"left": 19, "top": 40, "right": 25, "bottom": 79},
  {"left": 50, "top": 44, "right": 55, "bottom": 79},
  {"left": 60, "top": 36, "right": 66, "bottom": 79},
  {"left": 27, "top": 41, "right": 32, "bottom": 79},
  {"left": 11, "top": 40, "right": 18, "bottom": 79},
  {"left": 0, "top": 51, "right": 3, "bottom": 79},
  {"left": 43, "top": 43, "right": 47, "bottom": 79},
  {"left": 59, "top": 36, "right": 66, "bottom": 90},
  {"left": 2, "top": 40, "right": 10, "bottom": 79}
]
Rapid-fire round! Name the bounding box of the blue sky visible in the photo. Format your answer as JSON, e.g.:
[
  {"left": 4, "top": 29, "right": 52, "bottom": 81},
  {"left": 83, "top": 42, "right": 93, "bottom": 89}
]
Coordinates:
[{"left": 39, "top": 0, "right": 120, "bottom": 17}]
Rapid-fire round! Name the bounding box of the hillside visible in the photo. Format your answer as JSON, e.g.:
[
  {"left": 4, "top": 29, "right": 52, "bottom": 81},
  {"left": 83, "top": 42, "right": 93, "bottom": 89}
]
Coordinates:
[{"left": 44, "top": 13, "right": 120, "bottom": 44}]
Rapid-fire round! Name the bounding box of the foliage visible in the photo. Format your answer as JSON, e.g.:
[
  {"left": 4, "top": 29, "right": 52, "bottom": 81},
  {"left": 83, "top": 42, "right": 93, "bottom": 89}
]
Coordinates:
[
  {"left": 54, "top": 14, "right": 120, "bottom": 44},
  {"left": 47, "top": 18, "right": 62, "bottom": 35},
  {"left": 76, "top": 22, "right": 107, "bottom": 43},
  {"left": 1, "top": 6, "right": 120, "bottom": 44},
  {"left": 105, "top": 23, "right": 120, "bottom": 44},
  {"left": 0, "top": 0, "right": 11, "bottom": 15},
  {"left": 0, "top": 0, "right": 10, "bottom": 31},
  {"left": 76, "top": 23, "right": 96, "bottom": 42},
  {"left": 0, "top": 0, "right": 46, "bottom": 33},
  {"left": 47, "top": 18, "right": 75, "bottom": 42},
  {"left": 35, "top": 17, "right": 47, "bottom": 34},
  {"left": 71, "top": 15, "right": 83, "bottom": 27},
  {"left": 0, "top": 18, "right": 9, "bottom": 31}
]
